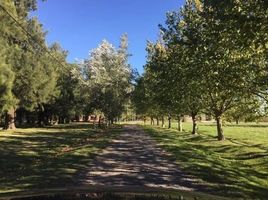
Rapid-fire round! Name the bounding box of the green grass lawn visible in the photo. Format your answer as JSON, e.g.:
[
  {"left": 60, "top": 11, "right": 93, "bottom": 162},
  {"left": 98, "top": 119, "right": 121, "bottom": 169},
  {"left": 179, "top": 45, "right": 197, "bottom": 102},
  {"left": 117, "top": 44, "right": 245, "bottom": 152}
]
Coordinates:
[
  {"left": 142, "top": 122, "right": 268, "bottom": 199},
  {"left": 0, "top": 123, "right": 119, "bottom": 194}
]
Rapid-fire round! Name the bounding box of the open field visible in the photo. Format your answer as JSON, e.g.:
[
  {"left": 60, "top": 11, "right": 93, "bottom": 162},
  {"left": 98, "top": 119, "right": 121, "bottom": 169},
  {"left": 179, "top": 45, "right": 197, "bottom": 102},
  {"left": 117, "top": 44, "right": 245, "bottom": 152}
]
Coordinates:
[
  {"left": 0, "top": 123, "right": 119, "bottom": 194},
  {"left": 142, "top": 122, "right": 268, "bottom": 199}
]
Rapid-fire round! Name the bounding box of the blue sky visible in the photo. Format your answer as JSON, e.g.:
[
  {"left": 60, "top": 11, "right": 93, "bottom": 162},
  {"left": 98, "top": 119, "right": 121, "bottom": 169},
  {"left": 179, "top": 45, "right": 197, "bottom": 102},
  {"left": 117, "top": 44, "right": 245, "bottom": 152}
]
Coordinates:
[{"left": 33, "top": 0, "right": 184, "bottom": 73}]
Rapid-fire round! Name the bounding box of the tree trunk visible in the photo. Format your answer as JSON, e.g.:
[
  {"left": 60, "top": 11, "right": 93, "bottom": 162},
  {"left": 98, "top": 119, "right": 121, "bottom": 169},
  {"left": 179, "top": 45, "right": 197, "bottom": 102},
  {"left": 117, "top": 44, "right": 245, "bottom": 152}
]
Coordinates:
[
  {"left": 37, "top": 104, "right": 45, "bottom": 127},
  {"left": 168, "top": 115, "right": 171, "bottom": 129},
  {"left": 98, "top": 116, "right": 101, "bottom": 128},
  {"left": 3, "top": 108, "right": 16, "bottom": 130},
  {"left": 156, "top": 117, "right": 159, "bottom": 126},
  {"left": 216, "top": 115, "right": 225, "bottom": 141},
  {"left": 84, "top": 115, "right": 89, "bottom": 122},
  {"left": 235, "top": 118, "right": 239, "bottom": 125},
  {"left": 53, "top": 115, "right": 58, "bottom": 125},
  {"left": 143, "top": 116, "right": 146, "bottom": 125},
  {"left": 150, "top": 117, "right": 154, "bottom": 125},
  {"left": 191, "top": 113, "right": 198, "bottom": 135},
  {"left": 161, "top": 116, "right": 165, "bottom": 127},
  {"left": 58, "top": 116, "right": 64, "bottom": 124},
  {"left": 177, "top": 116, "right": 182, "bottom": 132}
]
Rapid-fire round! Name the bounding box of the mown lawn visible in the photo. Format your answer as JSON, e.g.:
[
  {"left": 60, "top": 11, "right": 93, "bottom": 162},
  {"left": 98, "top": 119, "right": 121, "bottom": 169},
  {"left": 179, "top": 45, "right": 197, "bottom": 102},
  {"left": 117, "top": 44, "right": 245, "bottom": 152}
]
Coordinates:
[
  {"left": 143, "top": 122, "right": 268, "bottom": 199},
  {"left": 0, "top": 123, "right": 119, "bottom": 194}
]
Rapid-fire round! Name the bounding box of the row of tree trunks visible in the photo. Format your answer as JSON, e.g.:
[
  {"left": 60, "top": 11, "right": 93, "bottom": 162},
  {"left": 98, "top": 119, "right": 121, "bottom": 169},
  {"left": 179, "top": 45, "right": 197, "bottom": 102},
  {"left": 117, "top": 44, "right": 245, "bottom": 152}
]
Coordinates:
[
  {"left": 3, "top": 109, "right": 224, "bottom": 141},
  {"left": 2, "top": 107, "right": 74, "bottom": 130},
  {"left": 145, "top": 116, "right": 164, "bottom": 127},
  {"left": 58, "top": 116, "right": 70, "bottom": 124},
  {"left": 147, "top": 114, "right": 199, "bottom": 136}
]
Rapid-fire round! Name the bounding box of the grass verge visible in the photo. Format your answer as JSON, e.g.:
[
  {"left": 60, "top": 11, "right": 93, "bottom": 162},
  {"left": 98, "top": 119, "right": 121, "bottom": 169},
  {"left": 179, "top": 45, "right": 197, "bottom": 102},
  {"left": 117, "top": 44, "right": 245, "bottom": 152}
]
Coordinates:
[{"left": 142, "top": 122, "right": 268, "bottom": 199}]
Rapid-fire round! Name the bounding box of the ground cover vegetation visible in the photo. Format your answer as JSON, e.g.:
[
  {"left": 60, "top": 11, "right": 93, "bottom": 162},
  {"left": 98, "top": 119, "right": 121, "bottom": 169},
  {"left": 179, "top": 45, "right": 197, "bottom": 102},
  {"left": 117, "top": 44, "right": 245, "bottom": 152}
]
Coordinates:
[
  {"left": 143, "top": 122, "right": 268, "bottom": 199},
  {"left": 0, "top": 123, "right": 121, "bottom": 193}
]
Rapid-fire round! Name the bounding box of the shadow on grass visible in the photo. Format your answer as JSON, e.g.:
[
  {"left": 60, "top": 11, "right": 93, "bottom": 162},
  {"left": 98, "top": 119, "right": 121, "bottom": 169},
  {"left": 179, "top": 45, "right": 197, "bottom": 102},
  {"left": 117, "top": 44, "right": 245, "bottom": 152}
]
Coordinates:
[
  {"left": 201, "top": 123, "right": 268, "bottom": 128},
  {"left": 0, "top": 123, "right": 121, "bottom": 193},
  {"left": 10, "top": 193, "right": 188, "bottom": 200},
  {"left": 14, "top": 122, "right": 106, "bottom": 130},
  {"left": 143, "top": 126, "right": 268, "bottom": 199}
]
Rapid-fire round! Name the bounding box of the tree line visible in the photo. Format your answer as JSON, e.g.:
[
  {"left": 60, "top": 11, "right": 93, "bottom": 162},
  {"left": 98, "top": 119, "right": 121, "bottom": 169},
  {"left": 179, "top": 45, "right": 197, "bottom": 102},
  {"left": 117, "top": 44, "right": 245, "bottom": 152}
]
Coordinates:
[
  {"left": 0, "top": 0, "right": 133, "bottom": 129},
  {"left": 132, "top": 0, "right": 268, "bottom": 140}
]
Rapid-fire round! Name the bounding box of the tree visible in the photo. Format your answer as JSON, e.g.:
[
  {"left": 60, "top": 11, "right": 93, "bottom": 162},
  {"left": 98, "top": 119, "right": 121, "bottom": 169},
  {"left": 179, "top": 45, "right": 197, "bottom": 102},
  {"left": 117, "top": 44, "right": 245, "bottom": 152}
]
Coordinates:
[
  {"left": 0, "top": 0, "right": 25, "bottom": 129},
  {"left": 35, "top": 43, "right": 73, "bottom": 125},
  {"left": 146, "top": 40, "right": 178, "bottom": 129},
  {"left": 226, "top": 96, "right": 267, "bottom": 124},
  {"left": 82, "top": 35, "right": 133, "bottom": 124},
  {"left": 0, "top": 49, "right": 17, "bottom": 129},
  {"left": 200, "top": 0, "right": 267, "bottom": 140},
  {"left": 11, "top": 18, "right": 59, "bottom": 127}
]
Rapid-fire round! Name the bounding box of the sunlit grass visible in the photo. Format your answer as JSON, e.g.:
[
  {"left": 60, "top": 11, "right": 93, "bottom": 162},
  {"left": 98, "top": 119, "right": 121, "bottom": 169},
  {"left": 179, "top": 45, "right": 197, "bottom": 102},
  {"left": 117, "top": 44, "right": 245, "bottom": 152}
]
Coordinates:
[
  {"left": 171, "top": 121, "right": 268, "bottom": 143},
  {"left": 142, "top": 122, "right": 268, "bottom": 199}
]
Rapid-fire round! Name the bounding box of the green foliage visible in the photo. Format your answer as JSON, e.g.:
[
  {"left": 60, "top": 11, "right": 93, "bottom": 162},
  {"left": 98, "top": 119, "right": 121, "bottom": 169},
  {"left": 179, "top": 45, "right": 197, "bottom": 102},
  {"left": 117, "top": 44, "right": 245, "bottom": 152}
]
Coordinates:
[
  {"left": 225, "top": 96, "right": 268, "bottom": 123},
  {"left": 51, "top": 64, "right": 82, "bottom": 121},
  {"left": 133, "top": 40, "right": 173, "bottom": 120},
  {"left": 82, "top": 35, "right": 133, "bottom": 123},
  {"left": 1, "top": 0, "right": 134, "bottom": 127},
  {"left": 0, "top": 0, "right": 23, "bottom": 114},
  {"left": 132, "top": 76, "right": 149, "bottom": 116},
  {"left": 0, "top": 0, "right": 76, "bottom": 127},
  {"left": 136, "top": 0, "right": 268, "bottom": 140},
  {"left": 0, "top": 56, "right": 15, "bottom": 112}
]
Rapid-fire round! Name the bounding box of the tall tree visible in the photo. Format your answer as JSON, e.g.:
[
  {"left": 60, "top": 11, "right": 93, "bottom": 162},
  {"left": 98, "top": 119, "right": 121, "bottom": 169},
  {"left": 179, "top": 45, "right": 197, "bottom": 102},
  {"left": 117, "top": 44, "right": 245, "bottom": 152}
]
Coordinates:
[
  {"left": 82, "top": 35, "right": 133, "bottom": 124},
  {"left": 0, "top": 0, "right": 25, "bottom": 129}
]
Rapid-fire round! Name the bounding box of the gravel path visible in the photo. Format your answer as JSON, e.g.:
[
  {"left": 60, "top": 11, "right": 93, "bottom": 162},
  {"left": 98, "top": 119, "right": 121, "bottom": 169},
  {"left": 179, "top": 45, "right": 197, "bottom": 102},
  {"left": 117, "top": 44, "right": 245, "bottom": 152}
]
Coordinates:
[{"left": 80, "top": 125, "right": 210, "bottom": 192}]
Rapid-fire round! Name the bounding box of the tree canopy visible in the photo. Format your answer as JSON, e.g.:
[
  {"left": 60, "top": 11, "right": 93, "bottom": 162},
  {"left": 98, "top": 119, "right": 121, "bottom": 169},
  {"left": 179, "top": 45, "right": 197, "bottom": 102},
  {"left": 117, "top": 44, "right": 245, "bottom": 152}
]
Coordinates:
[{"left": 133, "top": 0, "right": 268, "bottom": 140}]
